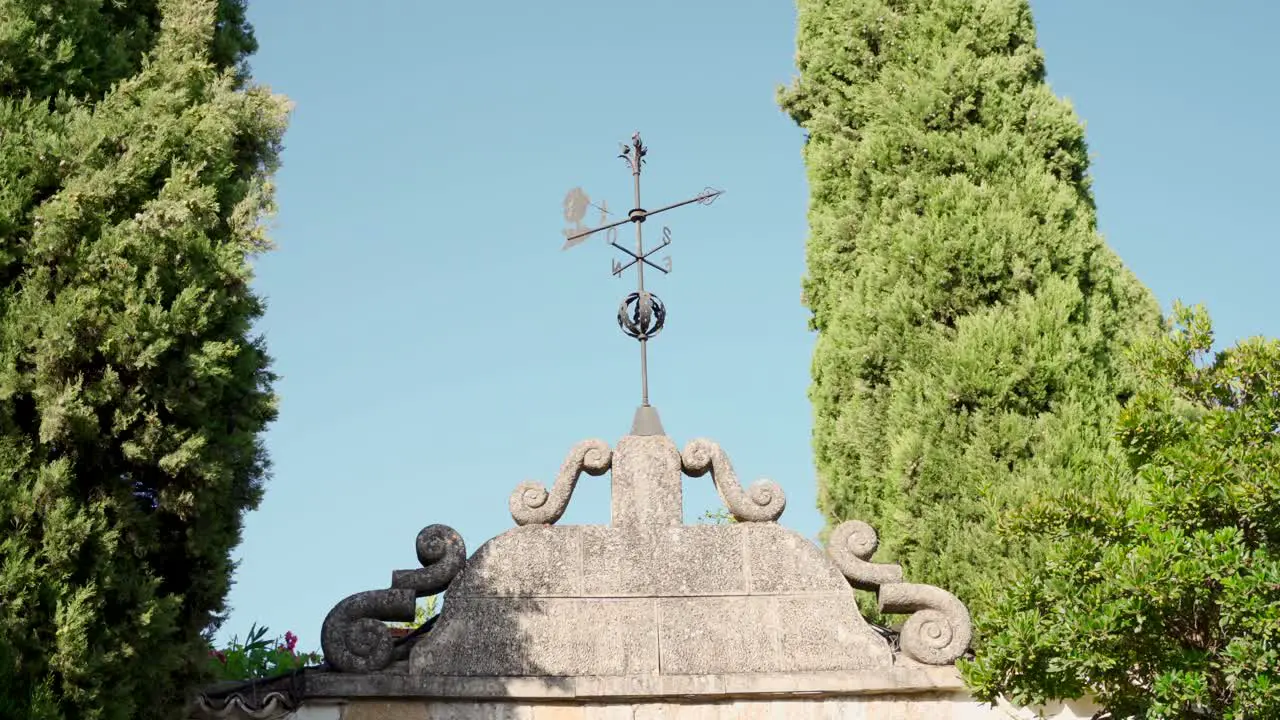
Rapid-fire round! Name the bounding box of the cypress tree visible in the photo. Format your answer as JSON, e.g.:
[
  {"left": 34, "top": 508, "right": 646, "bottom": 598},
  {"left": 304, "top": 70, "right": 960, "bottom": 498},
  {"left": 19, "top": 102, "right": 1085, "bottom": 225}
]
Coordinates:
[
  {"left": 0, "top": 1, "right": 289, "bottom": 717},
  {"left": 778, "top": 0, "right": 1160, "bottom": 618}
]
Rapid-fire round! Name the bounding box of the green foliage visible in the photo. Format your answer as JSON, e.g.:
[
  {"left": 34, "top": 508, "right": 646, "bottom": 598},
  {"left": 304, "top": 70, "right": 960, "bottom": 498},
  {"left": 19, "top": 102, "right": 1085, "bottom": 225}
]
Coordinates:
[
  {"left": 964, "top": 304, "right": 1280, "bottom": 719},
  {"left": 389, "top": 595, "right": 441, "bottom": 630},
  {"left": 207, "top": 625, "right": 321, "bottom": 682},
  {"left": 0, "top": 0, "right": 255, "bottom": 102},
  {"left": 697, "top": 507, "right": 737, "bottom": 525},
  {"left": 777, "top": 0, "right": 1159, "bottom": 619},
  {"left": 0, "top": 1, "right": 289, "bottom": 718}
]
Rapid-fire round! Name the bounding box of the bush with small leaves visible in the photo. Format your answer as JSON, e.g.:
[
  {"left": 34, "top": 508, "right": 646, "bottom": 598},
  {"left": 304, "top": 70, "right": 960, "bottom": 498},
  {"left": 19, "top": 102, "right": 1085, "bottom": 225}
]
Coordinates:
[{"left": 964, "top": 304, "right": 1280, "bottom": 719}]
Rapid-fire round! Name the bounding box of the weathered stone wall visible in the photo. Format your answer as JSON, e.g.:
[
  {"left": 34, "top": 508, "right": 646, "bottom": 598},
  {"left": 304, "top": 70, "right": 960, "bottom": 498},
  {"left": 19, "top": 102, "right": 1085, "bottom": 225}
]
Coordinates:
[
  {"left": 413, "top": 522, "right": 894, "bottom": 678},
  {"left": 280, "top": 669, "right": 1101, "bottom": 720},
  {"left": 288, "top": 694, "right": 1099, "bottom": 720}
]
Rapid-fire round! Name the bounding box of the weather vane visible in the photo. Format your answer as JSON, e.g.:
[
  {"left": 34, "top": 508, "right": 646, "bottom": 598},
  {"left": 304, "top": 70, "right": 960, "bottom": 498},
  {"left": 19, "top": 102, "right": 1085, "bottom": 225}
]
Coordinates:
[{"left": 561, "top": 132, "right": 722, "bottom": 431}]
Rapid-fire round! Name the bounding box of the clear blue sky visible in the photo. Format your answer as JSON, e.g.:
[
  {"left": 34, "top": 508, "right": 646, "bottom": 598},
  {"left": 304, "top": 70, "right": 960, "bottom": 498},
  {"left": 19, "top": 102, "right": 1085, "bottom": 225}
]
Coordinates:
[{"left": 220, "top": 1, "right": 1280, "bottom": 648}]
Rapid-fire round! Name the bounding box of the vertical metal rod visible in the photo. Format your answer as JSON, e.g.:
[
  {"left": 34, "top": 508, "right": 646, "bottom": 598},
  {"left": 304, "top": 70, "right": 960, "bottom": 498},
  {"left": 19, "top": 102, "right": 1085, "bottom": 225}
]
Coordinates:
[{"left": 632, "top": 146, "right": 649, "bottom": 407}]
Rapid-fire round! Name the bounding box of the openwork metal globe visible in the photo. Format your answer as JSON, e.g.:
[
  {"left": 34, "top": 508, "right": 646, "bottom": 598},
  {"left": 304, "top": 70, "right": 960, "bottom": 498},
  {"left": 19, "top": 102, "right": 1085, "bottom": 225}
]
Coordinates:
[{"left": 617, "top": 291, "right": 666, "bottom": 341}]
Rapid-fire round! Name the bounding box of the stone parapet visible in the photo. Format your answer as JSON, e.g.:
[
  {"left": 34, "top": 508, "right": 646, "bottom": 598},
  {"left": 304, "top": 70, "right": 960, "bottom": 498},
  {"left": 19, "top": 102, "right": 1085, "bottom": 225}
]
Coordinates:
[{"left": 304, "top": 666, "right": 968, "bottom": 701}]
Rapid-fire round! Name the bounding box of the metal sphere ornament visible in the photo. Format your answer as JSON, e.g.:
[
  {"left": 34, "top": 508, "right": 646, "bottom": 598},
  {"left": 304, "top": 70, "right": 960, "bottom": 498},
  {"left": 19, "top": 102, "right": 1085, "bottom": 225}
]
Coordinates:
[{"left": 618, "top": 291, "right": 666, "bottom": 341}]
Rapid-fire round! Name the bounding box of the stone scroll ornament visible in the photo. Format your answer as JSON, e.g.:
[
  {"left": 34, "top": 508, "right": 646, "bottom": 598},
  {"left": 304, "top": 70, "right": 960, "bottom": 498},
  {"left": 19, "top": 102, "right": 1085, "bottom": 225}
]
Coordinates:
[
  {"left": 321, "top": 524, "right": 466, "bottom": 673},
  {"left": 509, "top": 439, "right": 612, "bottom": 525},
  {"left": 827, "top": 520, "right": 973, "bottom": 665},
  {"left": 680, "top": 438, "right": 786, "bottom": 522}
]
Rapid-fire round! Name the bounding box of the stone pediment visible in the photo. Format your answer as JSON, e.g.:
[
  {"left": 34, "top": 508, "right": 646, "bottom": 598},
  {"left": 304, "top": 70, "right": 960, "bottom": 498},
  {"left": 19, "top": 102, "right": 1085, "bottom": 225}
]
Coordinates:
[
  {"left": 415, "top": 521, "right": 892, "bottom": 676},
  {"left": 318, "top": 430, "right": 972, "bottom": 680}
]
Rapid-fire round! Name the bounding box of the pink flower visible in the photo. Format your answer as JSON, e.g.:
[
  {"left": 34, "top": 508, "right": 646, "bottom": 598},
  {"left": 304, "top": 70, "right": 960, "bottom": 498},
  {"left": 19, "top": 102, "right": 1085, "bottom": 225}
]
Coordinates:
[
  {"left": 284, "top": 631, "right": 298, "bottom": 652},
  {"left": 209, "top": 650, "right": 227, "bottom": 664}
]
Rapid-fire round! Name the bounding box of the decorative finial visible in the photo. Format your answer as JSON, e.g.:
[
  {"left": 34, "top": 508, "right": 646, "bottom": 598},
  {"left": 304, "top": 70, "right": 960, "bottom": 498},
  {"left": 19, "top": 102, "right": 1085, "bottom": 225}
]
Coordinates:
[
  {"left": 560, "top": 133, "right": 722, "bottom": 433},
  {"left": 618, "top": 131, "right": 646, "bottom": 173}
]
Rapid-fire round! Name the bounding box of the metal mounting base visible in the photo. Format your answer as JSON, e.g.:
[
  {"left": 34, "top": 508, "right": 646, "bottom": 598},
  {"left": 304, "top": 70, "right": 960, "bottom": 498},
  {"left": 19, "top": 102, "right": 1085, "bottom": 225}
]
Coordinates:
[{"left": 630, "top": 405, "right": 665, "bottom": 436}]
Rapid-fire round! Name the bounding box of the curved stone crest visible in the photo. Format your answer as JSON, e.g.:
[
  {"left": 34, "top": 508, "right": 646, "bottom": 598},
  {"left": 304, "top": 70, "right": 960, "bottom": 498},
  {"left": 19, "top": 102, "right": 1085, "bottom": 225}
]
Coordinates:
[
  {"left": 827, "top": 520, "right": 973, "bottom": 665},
  {"left": 321, "top": 524, "right": 466, "bottom": 673},
  {"left": 509, "top": 439, "right": 612, "bottom": 525},
  {"left": 680, "top": 438, "right": 785, "bottom": 522},
  {"left": 503, "top": 436, "right": 787, "bottom": 528}
]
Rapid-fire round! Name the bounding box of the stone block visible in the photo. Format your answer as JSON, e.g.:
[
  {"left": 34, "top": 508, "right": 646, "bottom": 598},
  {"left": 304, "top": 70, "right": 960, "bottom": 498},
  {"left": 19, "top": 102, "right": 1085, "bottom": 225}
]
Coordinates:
[
  {"left": 537, "top": 599, "right": 658, "bottom": 676},
  {"left": 743, "top": 524, "right": 848, "bottom": 594},
  {"left": 578, "top": 706, "right": 636, "bottom": 720},
  {"left": 652, "top": 525, "right": 746, "bottom": 596},
  {"left": 776, "top": 596, "right": 894, "bottom": 671},
  {"left": 574, "top": 674, "right": 661, "bottom": 698},
  {"left": 580, "top": 525, "right": 749, "bottom": 597},
  {"left": 611, "top": 435, "right": 683, "bottom": 527},
  {"left": 656, "top": 597, "right": 776, "bottom": 674},
  {"left": 336, "top": 701, "right": 429, "bottom": 720},
  {"left": 410, "top": 596, "right": 514, "bottom": 675},
  {"left": 450, "top": 526, "right": 583, "bottom": 598},
  {"left": 817, "top": 698, "right": 866, "bottom": 720},
  {"left": 581, "top": 526, "right": 655, "bottom": 596},
  {"left": 413, "top": 598, "right": 657, "bottom": 676},
  {"left": 655, "top": 673, "right": 726, "bottom": 697},
  {"left": 662, "top": 706, "right": 725, "bottom": 720},
  {"left": 721, "top": 701, "right": 779, "bottom": 720}
]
